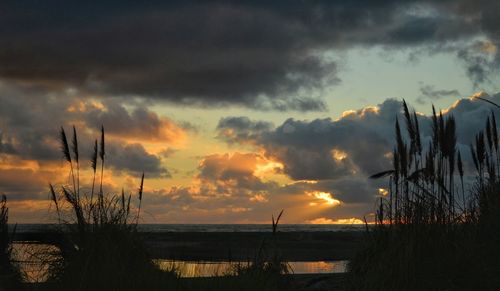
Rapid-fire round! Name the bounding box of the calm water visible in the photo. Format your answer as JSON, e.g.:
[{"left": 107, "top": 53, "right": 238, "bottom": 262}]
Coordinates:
[
  {"left": 13, "top": 243, "right": 348, "bottom": 282},
  {"left": 11, "top": 224, "right": 359, "bottom": 282},
  {"left": 155, "top": 260, "right": 348, "bottom": 277},
  {"left": 13, "top": 223, "right": 365, "bottom": 233},
  {"left": 12, "top": 243, "right": 349, "bottom": 282}
]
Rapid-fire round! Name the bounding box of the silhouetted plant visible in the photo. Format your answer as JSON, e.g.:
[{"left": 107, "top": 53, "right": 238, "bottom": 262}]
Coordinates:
[
  {"left": 46, "top": 126, "right": 177, "bottom": 291},
  {"left": 230, "top": 210, "right": 292, "bottom": 291},
  {"left": 0, "top": 195, "right": 24, "bottom": 290},
  {"left": 347, "top": 99, "right": 500, "bottom": 290}
]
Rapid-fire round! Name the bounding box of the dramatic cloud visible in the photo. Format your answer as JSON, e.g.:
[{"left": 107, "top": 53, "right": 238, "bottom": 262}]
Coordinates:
[
  {"left": 4, "top": 91, "right": 500, "bottom": 223},
  {"left": 1, "top": 1, "right": 499, "bottom": 110},
  {"left": 139, "top": 152, "right": 281, "bottom": 223},
  {"left": 240, "top": 101, "right": 402, "bottom": 181},
  {"left": 190, "top": 152, "right": 279, "bottom": 199},
  {"left": 216, "top": 92, "right": 500, "bottom": 208},
  {"left": 0, "top": 83, "right": 186, "bottom": 177},
  {"left": 141, "top": 151, "right": 374, "bottom": 223}
]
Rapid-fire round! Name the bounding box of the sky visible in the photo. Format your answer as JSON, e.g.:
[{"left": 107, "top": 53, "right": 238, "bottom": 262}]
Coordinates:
[{"left": 1, "top": 0, "right": 500, "bottom": 224}]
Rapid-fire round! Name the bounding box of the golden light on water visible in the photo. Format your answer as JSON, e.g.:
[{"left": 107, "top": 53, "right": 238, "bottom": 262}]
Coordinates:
[{"left": 155, "top": 260, "right": 348, "bottom": 277}]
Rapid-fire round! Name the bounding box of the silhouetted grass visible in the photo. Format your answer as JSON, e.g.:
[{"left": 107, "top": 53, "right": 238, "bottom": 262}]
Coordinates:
[
  {"left": 44, "top": 126, "right": 179, "bottom": 291},
  {"left": 347, "top": 100, "right": 500, "bottom": 290},
  {"left": 230, "top": 210, "right": 292, "bottom": 287},
  {"left": 0, "top": 195, "right": 24, "bottom": 291}
]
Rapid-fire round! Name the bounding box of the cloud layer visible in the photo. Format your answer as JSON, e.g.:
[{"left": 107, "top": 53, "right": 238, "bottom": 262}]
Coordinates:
[
  {"left": 1, "top": 1, "right": 499, "bottom": 110},
  {"left": 215, "top": 93, "right": 500, "bottom": 217},
  {"left": 3, "top": 91, "right": 500, "bottom": 223}
]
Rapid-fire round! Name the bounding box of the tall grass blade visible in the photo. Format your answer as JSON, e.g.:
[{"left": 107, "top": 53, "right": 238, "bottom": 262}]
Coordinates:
[{"left": 60, "top": 127, "right": 71, "bottom": 164}]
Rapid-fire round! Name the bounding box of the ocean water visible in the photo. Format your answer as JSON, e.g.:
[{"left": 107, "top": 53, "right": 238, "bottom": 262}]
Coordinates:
[{"left": 13, "top": 223, "right": 365, "bottom": 233}]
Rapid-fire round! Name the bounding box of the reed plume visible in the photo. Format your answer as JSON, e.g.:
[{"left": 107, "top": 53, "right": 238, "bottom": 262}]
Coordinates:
[
  {"left": 99, "top": 125, "right": 105, "bottom": 223},
  {"left": 60, "top": 127, "right": 77, "bottom": 196},
  {"left": 89, "top": 139, "right": 98, "bottom": 220},
  {"left": 136, "top": 173, "right": 144, "bottom": 223},
  {"left": 71, "top": 126, "right": 80, "bottom": 201}
]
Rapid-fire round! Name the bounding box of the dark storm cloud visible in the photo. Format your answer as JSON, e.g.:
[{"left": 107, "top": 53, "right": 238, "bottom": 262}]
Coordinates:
[{"left": 1, "top": 0, "right": 498, "bottom": 110}]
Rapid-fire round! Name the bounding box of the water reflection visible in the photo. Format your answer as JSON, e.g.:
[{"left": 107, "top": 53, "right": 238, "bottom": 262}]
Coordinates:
[
  {"left": 155, "top": 260, "right": 348, "bottom": 277},
  {"left": 11, "top": 242, "right": 61, "bottom": 283},
  {"left": 12, "top": 242, "right": 348, "bottom": 282}
]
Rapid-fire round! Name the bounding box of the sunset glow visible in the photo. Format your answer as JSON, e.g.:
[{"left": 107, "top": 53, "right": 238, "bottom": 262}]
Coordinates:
[{"left": 1, "top": 1, "right": 500, "bottom": 226}]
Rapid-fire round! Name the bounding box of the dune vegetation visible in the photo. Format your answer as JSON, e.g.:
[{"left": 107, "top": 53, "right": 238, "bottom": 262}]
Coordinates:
[
  {"left": 38, "top": 126, "right": 178, "bottom": 291},
  {"left": 347, "top": 100, "right": 500, "bottom": 290},
  {"left": 0, "top": 195, "right": 24, "bottom": 290}
]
